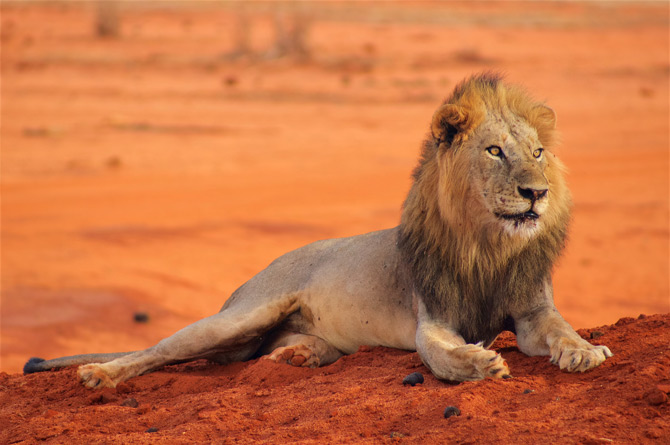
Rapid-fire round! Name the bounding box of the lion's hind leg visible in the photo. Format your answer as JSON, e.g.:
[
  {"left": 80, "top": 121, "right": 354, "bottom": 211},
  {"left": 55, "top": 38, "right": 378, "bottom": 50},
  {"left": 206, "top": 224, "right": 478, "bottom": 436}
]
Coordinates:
[
  {"left": 78, "top": 296, "right": 301, "bottom": 389},
  {"left": 261, "top": 332, "right": 342, "bottom": 368}
]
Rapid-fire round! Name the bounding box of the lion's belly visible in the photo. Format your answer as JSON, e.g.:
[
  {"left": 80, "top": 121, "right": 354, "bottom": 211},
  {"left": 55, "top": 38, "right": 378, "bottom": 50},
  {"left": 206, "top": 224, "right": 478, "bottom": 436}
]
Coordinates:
[
  {"left": 295, "top": 228, "right": 418, "bottom": 354},
  {"left": 306, "top": 294, "right": 418, "bottom": 354}
]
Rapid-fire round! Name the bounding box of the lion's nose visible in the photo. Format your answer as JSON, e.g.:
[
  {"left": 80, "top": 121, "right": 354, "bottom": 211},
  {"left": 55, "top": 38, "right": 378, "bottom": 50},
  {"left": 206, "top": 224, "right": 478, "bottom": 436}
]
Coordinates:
[{"left": 518, "top": 186, "right": 548, "bottom": 201}]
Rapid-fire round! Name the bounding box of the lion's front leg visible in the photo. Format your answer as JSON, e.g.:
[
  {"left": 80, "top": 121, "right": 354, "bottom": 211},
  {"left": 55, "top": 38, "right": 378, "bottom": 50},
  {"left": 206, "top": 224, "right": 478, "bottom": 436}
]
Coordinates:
[
  {"left": 415, "top": 304, "right": 510, "bottom": 381},
  {"left": 515, "top": 306, "right": 612, "bottom": 373}
]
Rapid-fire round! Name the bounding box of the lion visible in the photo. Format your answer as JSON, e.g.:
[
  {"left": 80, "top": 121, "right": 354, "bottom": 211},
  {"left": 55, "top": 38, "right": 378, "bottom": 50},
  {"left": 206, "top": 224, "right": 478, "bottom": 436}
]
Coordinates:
[{"left": 24, "top": 73, "right": 612, "bottom": 388}]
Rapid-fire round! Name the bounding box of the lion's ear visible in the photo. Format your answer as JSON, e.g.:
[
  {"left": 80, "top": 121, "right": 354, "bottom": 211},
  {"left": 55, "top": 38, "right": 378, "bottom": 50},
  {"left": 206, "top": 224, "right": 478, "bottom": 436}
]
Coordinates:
[
  {"left": 529, "top": 105, "right": 557, "bottom": 147},
  {"left": 533, "top": 105, "right": 557, "bottom": 130},
  {"left": 431, "top": 104, "right": 469, "bottom": 146}
]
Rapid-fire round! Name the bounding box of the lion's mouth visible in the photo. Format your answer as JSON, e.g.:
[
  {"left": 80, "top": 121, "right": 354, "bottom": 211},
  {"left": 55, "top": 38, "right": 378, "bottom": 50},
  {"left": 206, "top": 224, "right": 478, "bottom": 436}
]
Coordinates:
[{"left": 496, "top": 210, "right": 540, "bottom": 224}]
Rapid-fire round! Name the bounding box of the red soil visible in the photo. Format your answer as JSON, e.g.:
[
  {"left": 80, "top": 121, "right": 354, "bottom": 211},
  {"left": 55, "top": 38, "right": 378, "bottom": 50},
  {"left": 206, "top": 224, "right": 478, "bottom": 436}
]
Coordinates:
[
  {"left": 1, "top": 2, "right": 668, "bottom": 443},
  {"left": 1, "top": 314, "right": 669, "bottom": 443}
]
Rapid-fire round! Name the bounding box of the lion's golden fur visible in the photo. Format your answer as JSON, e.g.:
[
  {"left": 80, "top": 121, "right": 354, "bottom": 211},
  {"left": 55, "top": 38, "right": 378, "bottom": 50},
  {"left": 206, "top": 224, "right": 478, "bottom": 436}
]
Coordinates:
[{"left": 398, "top": 73, "right": 572, "bottom": 344}]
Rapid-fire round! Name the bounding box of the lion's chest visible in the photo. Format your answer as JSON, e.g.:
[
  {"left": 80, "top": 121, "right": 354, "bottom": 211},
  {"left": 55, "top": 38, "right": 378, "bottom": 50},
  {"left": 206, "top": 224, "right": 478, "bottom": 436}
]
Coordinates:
[{"left": 456, "top": 306, "right": 513, "bottom": 347}]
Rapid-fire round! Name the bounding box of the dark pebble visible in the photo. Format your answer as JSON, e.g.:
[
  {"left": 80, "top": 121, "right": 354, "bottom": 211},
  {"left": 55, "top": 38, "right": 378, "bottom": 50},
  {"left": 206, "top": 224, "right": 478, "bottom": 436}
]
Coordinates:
[
  {"left": 146, "top": 427, "right": 159, "bottom": 433},
  {"left": 443, "top": 406, "right": 461, "bottom": 418},
  {"left": 523, "top": 389, "right": 534, "bottom": 394},
  {"left": 402, "top": 372, "right": 424, "bottom": 386},
  {"left": 223, "top": 75, "right": 238, "bottom": 87},
  {"left": 590, "top": 331, "right": 604, "bottom": 339},
  {"left": 121, "top": 398, "right": 138, "bottom": 408},
  {"left": 133, "top": 312, "right": 149, "bottom": 323}
]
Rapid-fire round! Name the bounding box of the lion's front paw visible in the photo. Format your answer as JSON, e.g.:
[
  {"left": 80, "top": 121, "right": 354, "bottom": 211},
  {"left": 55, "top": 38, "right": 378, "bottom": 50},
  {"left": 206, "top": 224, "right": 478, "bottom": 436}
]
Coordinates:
[
  {"left": 77, "top": 364, "right": 116, "bottom": 389},
  {"left": 265, "top": 344, "right": 320, "bottom": 368},
  {"left": 444, "top": 344, "right": 511, "bottom": 381},
  {"left": 550, "top": 337, "right": 613, "bottom": 372}
]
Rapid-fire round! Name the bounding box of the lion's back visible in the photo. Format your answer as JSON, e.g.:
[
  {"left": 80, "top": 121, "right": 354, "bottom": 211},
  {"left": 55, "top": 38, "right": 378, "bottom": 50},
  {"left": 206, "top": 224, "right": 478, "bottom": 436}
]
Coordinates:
[{"left": 221, "top": 227, "right": 410, "bottom": 311}]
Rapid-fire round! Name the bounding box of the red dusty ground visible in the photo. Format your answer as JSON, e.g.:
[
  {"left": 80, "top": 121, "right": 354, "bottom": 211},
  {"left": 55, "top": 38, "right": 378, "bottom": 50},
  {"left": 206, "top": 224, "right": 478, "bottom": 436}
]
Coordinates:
[{"left": 1, "top": 314, "right": 668, "bottom": 444}]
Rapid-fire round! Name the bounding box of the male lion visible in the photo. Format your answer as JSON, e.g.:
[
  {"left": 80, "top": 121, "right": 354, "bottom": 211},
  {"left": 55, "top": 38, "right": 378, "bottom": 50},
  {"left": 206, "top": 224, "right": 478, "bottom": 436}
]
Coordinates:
[{"left": 24, "top": 73, "right": 612, "bottom": 388}]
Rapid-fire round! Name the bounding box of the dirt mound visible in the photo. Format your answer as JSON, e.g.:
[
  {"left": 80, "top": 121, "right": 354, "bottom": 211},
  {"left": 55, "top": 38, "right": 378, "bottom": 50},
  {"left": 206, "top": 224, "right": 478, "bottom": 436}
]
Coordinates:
[{"left": 1, "top": 314, "right": 668, "bottom": 443}]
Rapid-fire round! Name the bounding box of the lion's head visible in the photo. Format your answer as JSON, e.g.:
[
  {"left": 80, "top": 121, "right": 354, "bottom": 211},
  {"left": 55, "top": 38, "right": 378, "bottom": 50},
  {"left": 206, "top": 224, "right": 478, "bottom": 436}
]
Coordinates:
[
  {"left": 398, "top": 73, "right": 572, "bottom": 341},
  {"left": 430, "top": 73, "right": 569, "bottom": 240},
  {"left": 401, "top": 73, "right": 571, "bottom": 273}
]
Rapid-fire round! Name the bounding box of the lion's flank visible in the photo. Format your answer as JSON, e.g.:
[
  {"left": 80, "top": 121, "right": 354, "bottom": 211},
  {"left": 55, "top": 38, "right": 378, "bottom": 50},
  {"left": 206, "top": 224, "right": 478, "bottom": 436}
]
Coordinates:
[{"left": 397, "top": 73, "right": 571, "bottom": 345}]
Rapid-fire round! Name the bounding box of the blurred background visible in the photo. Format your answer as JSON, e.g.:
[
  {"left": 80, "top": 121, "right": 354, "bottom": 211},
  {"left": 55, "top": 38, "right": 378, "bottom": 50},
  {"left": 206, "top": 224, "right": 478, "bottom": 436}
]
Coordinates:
[{"left": 1, "top": 1, "right": 668, "bottom": 373}]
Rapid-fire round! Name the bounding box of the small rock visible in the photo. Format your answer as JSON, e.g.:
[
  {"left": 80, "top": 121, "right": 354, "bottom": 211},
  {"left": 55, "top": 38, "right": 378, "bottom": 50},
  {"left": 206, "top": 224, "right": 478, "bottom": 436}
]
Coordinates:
[
  {"left": 402, "top": 372, "right": 424, "bottom": 386},
  {"left": 645, "top": 389, "right": 668, "bottom": 406},
  {"left": 656, "top": 384, "right": 670, "bottom": 394},
  {"left": 121, "top": 398, "right": 138, "bottom": 408},
  {"left": 133, "top": 312, "right": 149, "bottom": 323},
  {"left": 105, "top": 156, "right": 123, "bottom": 170},
  {"left": 223, "top": 75, "right": 238, "bottom": 87},
  {"left": 637, "top": 313, "right": 647, "bottom": 319},
  {"left": 523, "top": 388, "right": 534, "bottom": 394},
  {"left": 443, "top": 406, "right": 461, "bottom": 418},
  {"left": 146, "top": 427, "right": 159, "bottom": 433},
  {"left": 590, "top": 331, "right": 604, "bottom": 339}
]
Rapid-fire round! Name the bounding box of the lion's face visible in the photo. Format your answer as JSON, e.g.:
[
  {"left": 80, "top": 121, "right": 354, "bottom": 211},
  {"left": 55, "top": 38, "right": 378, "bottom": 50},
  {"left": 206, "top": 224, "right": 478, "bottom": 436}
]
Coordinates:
[
  {"left": 434, "top": 106, "right": 565, "bottom": 242},
  {"left": 466, "top": 111, "right": 551, "bottom": 238},
  {"left": 420, "top": 77, "right": 571, "bottom": 254}
]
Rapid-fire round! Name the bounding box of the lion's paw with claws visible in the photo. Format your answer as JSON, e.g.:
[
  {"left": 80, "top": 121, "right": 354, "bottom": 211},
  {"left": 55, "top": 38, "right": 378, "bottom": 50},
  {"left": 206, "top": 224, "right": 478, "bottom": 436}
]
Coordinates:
[
  {"left": 448, "top": 344, "right": 511, "bottom": 381},
  {"left": 77, "top": 364, "right": 116, "bottom": 389},
  {"left": 550, "top": 337, "right": 613, "bottom": 372}
]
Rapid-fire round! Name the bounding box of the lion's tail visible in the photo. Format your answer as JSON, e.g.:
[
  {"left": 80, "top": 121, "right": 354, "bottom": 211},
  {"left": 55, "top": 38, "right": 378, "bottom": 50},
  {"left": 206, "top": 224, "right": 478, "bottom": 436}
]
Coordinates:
[{"left": 23, "top": 352, "right": 134, "bottom": 374}]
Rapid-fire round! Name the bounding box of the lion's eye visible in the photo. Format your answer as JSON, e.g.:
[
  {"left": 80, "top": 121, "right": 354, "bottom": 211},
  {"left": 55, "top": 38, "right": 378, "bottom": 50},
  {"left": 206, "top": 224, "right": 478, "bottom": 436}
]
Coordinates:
[
  {"left": 486, "top": 146, "right": 503, "bottom": 157},
  {"left": 533, "top": 148, "right": 544, "bottom": 159}
]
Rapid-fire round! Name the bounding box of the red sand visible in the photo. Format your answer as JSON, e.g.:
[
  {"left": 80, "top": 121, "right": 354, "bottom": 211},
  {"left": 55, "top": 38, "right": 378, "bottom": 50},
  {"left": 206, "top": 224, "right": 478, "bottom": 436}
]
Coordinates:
[
  {"left": 1, "top": 314, "right": 669, "bottom": 443},
  {"left": 1, "top": 2, "right": 668, "bottom": 443}
]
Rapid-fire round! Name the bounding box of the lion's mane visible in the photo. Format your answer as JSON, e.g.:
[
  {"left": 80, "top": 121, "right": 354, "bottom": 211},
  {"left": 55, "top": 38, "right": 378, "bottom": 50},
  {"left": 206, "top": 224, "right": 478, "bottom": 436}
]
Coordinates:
[{"left": 398, "top": 73, "right": 572, "bottom": 345}]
